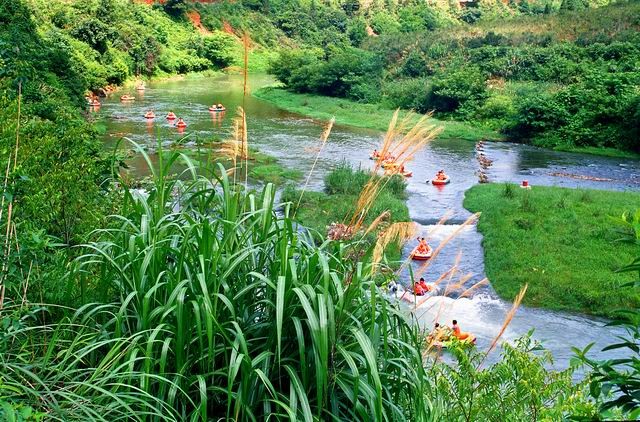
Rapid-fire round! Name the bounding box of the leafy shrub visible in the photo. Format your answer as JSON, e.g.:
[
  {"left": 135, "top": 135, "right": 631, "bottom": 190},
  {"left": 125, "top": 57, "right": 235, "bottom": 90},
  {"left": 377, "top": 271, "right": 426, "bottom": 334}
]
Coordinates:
[
  {"left": 474, "top": 94, "right": 517, "bottom": 126},
  {"left": 199, "top": 31, "right": 236, "bottom": 68},
  {"left": 370, "top": 12, "right": 401, "bottom": 35},
  {"left": 398, "top": 5, "right": 439, "bottom": 32},
  {"left": 70, "top": 18, "right": 114, "bottom": 54},
  {"left": 347, "top": 16, "right": 368, "bottom": 46},
  {"left": 400, "top": 51, "right": 429, "bottom": 78},
  {"left": 436, "top": 335, "right": 596, "bottom": 420},
  {"left": 103, "top": 47, "right": 131, "bottom": 85},
  {"left": 430, "top": 65, "right": 488, "bottom": 113},
  {"left": 158, "top": 47, "right": 211, "bottom": 73},
  {"left": 382, "top": 78, "right": 433, "bottom": 112},
  {"left": 324, "top": 161, "right": 371, "bottom": 195}
]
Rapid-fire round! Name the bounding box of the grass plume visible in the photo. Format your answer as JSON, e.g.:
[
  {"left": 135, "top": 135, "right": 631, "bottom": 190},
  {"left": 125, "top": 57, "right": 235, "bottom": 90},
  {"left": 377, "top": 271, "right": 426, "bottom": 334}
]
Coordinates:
[
  {"left": 484, "top": 283, "right": 528, "bottom": 360},
  {"left": 295, "top": 118, "right": 334, "bottom": 213}
]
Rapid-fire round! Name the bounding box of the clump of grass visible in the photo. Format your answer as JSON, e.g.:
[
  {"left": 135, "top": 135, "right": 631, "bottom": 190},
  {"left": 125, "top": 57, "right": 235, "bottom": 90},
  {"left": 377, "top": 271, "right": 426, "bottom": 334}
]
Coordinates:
[
  {"left": 250, "top": 164, "right": 301, "bottom": 184},
  {"left": 514, "top": 217, "right": 533, "bottom": 230},
  {"left": 324, "top": 161, "right": 373, "bottom": 195},
  {"left": 556, "top": 194, "right": 569, "bottom": 209},
  {"left": 502, "top": 182, "right": 515, "bottom": 199},
  {"left": 519, "top": 190, "right": 535, "bottom": 212},
  {"left": 579, "top": 189, "right": 593, "bottom": 203}
]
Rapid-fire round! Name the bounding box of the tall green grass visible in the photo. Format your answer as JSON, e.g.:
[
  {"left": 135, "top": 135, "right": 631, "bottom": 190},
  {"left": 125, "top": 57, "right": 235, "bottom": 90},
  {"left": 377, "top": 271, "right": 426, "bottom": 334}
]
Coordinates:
[{"left": 0, "top": 145, "right": 435, "bottom": 420}]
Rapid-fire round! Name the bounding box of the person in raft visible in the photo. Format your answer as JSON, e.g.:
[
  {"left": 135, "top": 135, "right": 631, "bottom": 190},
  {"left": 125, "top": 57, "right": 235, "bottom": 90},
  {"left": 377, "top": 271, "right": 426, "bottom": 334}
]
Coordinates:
[
  {"left": 413, "top": 282, "right": 426, "bottom": 296},
  {"left": 416, "top": 237, "right": 430, "bottom": 254},
  {"left": 418, "top": 277, "right": 430, "bottom": 292},
  {"left": 372, "top": 149, "right": 380, "bottom": 159},
  {"left": 452, "top": 320, "right": 473, "bottom": 341},
  {"left": 436, "top": 169, "right": 448, "bottom": 180}
]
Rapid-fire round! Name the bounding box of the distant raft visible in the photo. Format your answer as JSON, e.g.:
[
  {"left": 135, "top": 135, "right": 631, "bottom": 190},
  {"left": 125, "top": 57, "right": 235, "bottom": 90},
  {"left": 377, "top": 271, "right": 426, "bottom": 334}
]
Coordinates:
[
  {"left": 411, "top": 245, "right": 432, "bottom": 260},
  {"left": 431, "top": 177, "right": 450, "bottom": 185}
]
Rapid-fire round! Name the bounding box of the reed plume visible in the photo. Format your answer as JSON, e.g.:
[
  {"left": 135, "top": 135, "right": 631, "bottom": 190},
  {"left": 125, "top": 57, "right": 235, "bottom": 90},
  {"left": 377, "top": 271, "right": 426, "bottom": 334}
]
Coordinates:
[
  {"left": 373, "top": 110, "right": 441, "bottom": 177},
  {"left": 362, "top": 210, "right": 391, "bottom": 238},
  {"left": 346, "top": 111, "right": 439, "bottom": 232},
  {"left": 457, "top": 278, "right": 489, "bottom": 298},
  {"left": 372, "top": 221, "right": 418, "bottom": 271},
  {"left": 0, "top": 82, "right": 21, "bottom": 309},
  {"left": 296, "top": 118, "right": 334, "bottom": 213},
  {"left": 219, "top": 107, "right": 249, "bottom": 185},
  {"left": 483, "top": 283, "right": 528, "bottom": 362}
]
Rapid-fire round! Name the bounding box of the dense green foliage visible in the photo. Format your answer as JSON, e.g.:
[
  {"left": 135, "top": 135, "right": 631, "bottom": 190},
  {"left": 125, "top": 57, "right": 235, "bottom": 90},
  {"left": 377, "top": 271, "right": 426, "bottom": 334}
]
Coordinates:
[
  {"left": 0, "top": 149, "right": 601, "bottom": 420},
  {"left": 23, "top": 0, "right": 238, "bottom": 90},
  {"left": 576, "top": 210, "right": 640, "bottom": 419},
  {"left": 464, "top": 183, "right": 640, "bottom": 317},
  {"left": 2, "top": 0, "right": 640, "bottom": 419},
  {"left": 267, "top": 2, "right": 640, "bottom": 153},
  {"left": 437, "top": 335, "right": 596, "bottom": 420},
  {"left": 0, "top": 0, "right": 116, "bottom": 306},
  {"left": 0, "top": 0, "right": 254, "bottom": 306}
]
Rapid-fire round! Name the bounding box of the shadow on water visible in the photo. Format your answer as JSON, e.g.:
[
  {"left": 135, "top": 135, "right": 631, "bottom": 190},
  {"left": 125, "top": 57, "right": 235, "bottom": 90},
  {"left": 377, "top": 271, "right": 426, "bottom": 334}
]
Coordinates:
[{"left": 97, "top": 73, "right": 640, "bottom": 371}]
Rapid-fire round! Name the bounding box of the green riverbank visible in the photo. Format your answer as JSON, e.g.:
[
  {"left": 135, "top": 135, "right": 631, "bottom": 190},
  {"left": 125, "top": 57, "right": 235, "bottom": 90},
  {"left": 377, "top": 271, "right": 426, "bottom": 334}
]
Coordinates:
[
  {"left": 553, "top": 145, "right": 640, "bottom": 160},
  {"left": 254, "top": 87, "right": 640, "bottom": 159},
  {"left": 464, "top": 183, "right": 640, "bottom": 318},
  {"left": 253, "top": 87, "right": 503, "bottom": 141}
]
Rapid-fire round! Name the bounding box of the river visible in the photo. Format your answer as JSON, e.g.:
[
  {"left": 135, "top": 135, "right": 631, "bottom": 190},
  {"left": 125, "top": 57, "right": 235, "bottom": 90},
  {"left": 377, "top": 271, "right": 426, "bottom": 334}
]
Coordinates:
[{"left": 93, "top": 73, "right": 640, "bottom": 370}]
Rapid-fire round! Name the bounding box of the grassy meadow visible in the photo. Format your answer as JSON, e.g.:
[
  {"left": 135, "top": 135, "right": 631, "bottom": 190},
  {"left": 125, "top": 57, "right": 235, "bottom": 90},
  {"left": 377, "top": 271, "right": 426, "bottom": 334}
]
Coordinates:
[
  {"left": 464, "top": 183, "right": 640, "bottom": 317},
  {"left": 253, "top": 87, "right": 503, "bottom": 141}
]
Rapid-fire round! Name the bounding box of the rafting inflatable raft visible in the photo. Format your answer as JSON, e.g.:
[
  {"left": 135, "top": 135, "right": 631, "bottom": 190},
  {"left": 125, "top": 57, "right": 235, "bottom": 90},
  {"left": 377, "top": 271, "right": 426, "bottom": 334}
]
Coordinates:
[
  {"left": 389, "top": 284, "right": 438, "bottom": 304},
  {"left": 430, "top": 333, "right": 477, "bottom": 349},
  {"left": 431, "top": 177, "right": 450, "bottom": 185},
  {"left": 411, "top": 246, "right": 432, "bottom": 260}
]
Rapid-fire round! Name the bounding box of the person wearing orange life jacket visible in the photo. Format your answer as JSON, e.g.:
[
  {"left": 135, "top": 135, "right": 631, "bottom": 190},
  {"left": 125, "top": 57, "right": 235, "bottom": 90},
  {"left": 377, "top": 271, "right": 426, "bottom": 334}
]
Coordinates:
[
  {"left": 436, "top": 169, "right": 448, "bottom": 181},
  {"left": 418, "top": 277, "right": 430, "bottom": 292},
  {"left": 416, "top": 237, "right": 430, "bottom": 254},
  {"left": 413, "top": 282, "right": 426, "bottom": 296},
  {"left": 452, "top": 319, "right": 471, "bottom": 340}
]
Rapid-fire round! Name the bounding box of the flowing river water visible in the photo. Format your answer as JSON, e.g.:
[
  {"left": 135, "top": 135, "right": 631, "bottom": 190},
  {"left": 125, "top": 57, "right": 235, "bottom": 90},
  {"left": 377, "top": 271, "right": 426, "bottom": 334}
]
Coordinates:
[{"left": 95, "top": 73, "right": 640, "bottom": 370}]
